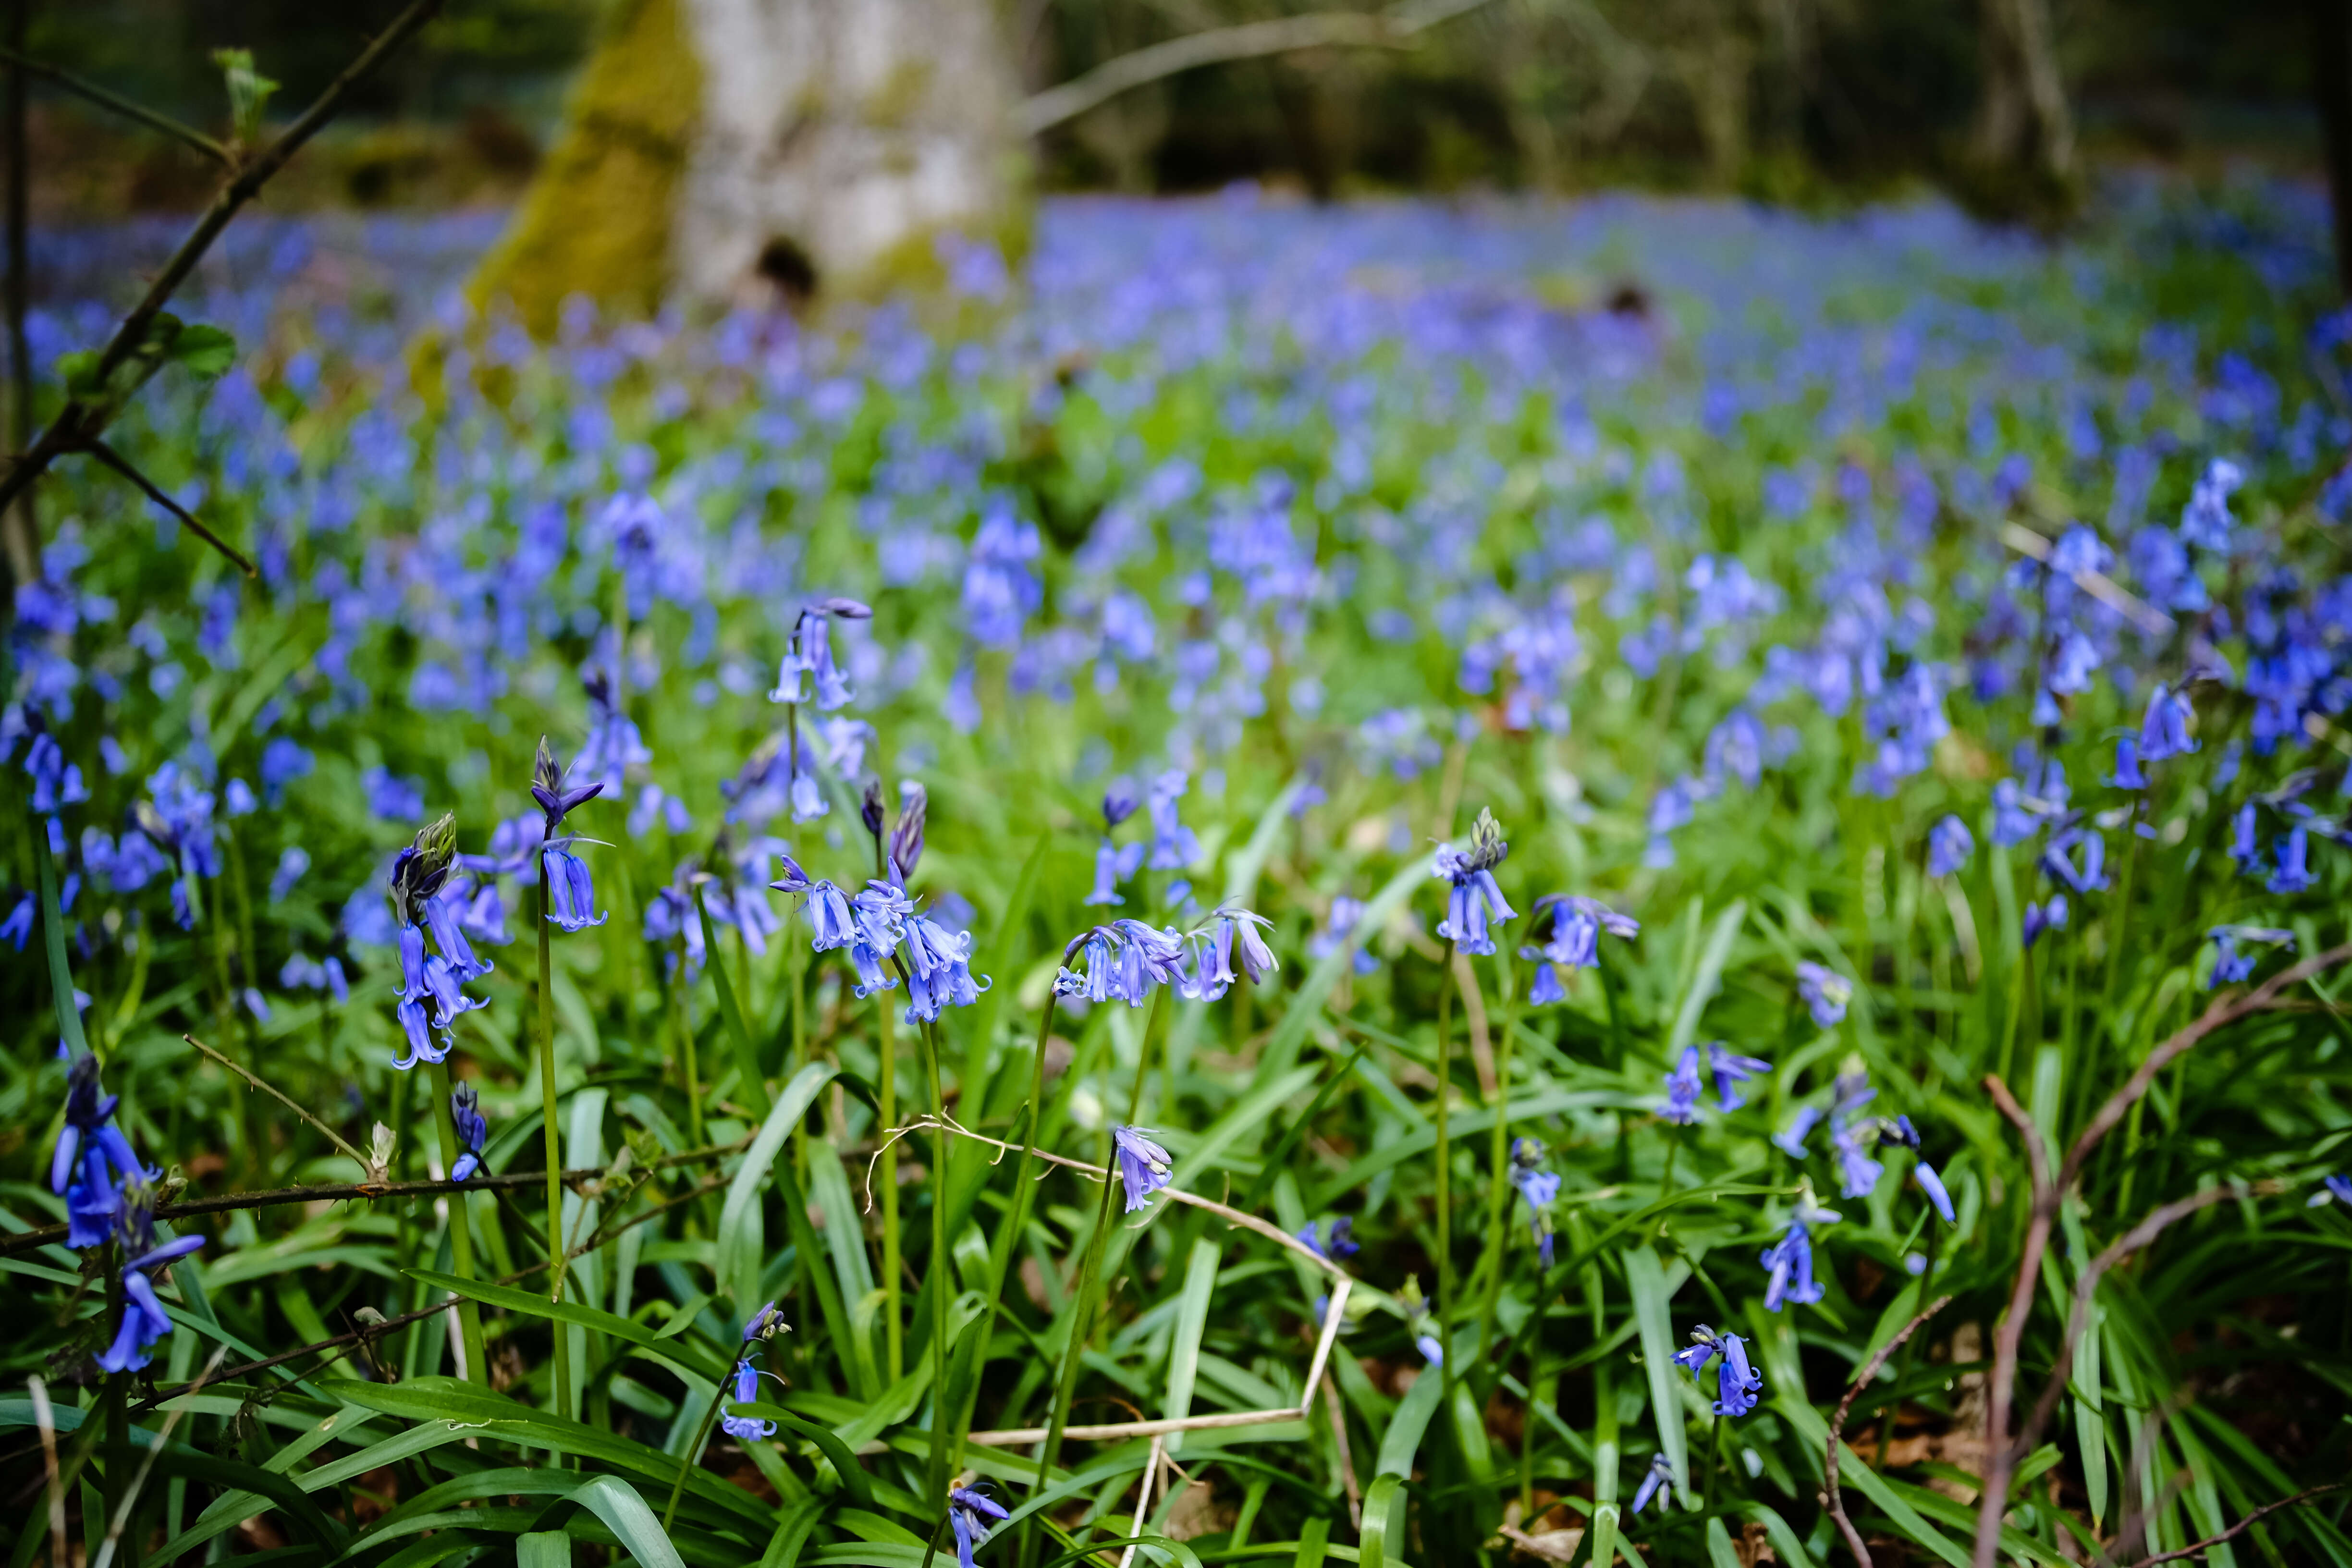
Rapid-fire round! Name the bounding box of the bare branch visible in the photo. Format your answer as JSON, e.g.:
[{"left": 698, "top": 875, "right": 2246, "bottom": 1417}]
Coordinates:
[
  {"left": 1975, "top": 1074, "right": 2056, "bottom": 1568},
  {"left": 2000, "top": 522, "right": 2172, "bottom": 637},
  {"left": 1825, "top": 1295, "right": 1953, "bottom": 1568},
  {"left": 81, "top": 441, "right": 256, "bottom": 576},
  {"left": 2060, "top": 942, "right": 2352, "bottom": 1192},
  {"left": 183, "top": 1033, "right": 370, "bottom": 1167},
  {"left": 0, "top": 0, "right": 445, "bottom": 522},
  {"left": 0, "top": 46, "right": 230, "bottom": 163},
  {"left": 1017, "top": 0, "right": 1494, "bottom": 137},
  {"left": 2011, "top": 1181, "right": 2281, "bottom": 1474},
  {"left": 2116, "top": 1483, "right": 2345, "bottom": 1568}
]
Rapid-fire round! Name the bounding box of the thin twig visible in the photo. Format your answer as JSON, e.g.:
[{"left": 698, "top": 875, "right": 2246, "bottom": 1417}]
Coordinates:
[
  {"left": 1999, "top": 523, "right": 2173, "bottom": 637},
  {"left": 89, "top": 1345, "right": 228, "bottom": 1568},
  {"left": 28, "top": 1375, "right": 65, "bottom": 1568},
  {"left": 184, "top": 1032, "right": 369, "bottom": 1169},
  {"left": 83, "top": 442, "right": 255, "bottom": 576},
  {"left": 2115, "top": 1483, "right": 2344, "bottom": 1567},
  {"left": 0, "top": 0, "right": 444, "bottom": 521},
  {"left": 0, "top": 1134, "right": 749, "bottom": 1259},
  {"left": 0, "top": 46, "right": 231, "bottom": 162},
  {"left": 2059, "top": 943, "right": 2352, "bottom": 1193},
  {"left": 1825, "top": 1296, "right": 1953, "bottom": 1568},
  {"left": 2011, "top": 1181, "right": 2280, "bottom": 1472},
  {"left": 1975, "top": 1076, "right": 2055, "bottom": 1568},
  {"left": 885, "top": 1114, "right": 1358, "bottom": 1283},
  {"left": 1113, "top": 1435, "right": 1166, "bottom": 1568}
]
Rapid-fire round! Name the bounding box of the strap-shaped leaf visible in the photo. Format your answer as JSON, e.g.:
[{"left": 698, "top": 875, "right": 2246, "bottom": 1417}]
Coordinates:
[
  {"left": 407, "top": 1269, "right": 728, "bottom": 1382},
  {"left": 718, "top": 1061, "right": 839, "bottom": 1315},
  {"left": 731, "top": 1403, "right": 876, "bottom": 1508}
]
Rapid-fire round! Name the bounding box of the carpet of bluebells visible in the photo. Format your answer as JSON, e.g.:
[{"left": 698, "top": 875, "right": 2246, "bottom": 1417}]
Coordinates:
[{"left": 7, "top": 176, "right": 2352, "bottom": 1568}]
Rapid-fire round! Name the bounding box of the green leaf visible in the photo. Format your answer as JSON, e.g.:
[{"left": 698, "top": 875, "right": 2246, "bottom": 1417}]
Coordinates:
[
  {"left": 719, "top": 1061, "right": 838, "bottom": 1314},
  {"left": 1624, "top": 1245, "right": 1690, "bottom": 1498},
  {"left": 168, "top": 323, "right": 237, "bottom": 378},
  {"left": 519, "top": 1532, "right": 573, "bottom": 1568},
  {"left": 1358, "top": 1473, "right": 1406, "bottom": 1568},
  {"left": 1162, "top": 1237, "right": 1220, "bottom": 1457},
  {"left": 406, "top": 1269, "right": 727, "bottom": 1382},
  {"left": 565, "top": 1475, "right": 688, "bottom": 1568},
  {"left": 733, "top": 1404, "right": 876, "bottom": 1508},
  {"left": 1375, "top": 1364, "right": 1444, "bottom": 1478},
  {"left": 1667, "top": 899, "right": 1747, "bottom": 1055},
  {"left": 1291, "top": 1518, "right": 1331, "bottom": 1568},
  {"left": 1704, "top": 1516, "right": 1742, "bottom": 1568},
  {"left": 1260, "top": 852, "right": 1434, "bottom": 1084},
  {"left": 1771, "top": 1391, "right": 1970, "bottom": 1568}
]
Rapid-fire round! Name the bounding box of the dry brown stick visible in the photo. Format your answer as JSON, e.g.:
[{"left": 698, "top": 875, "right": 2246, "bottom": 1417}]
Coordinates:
[
  {"left": 2010, "top": 1181, "right": 2280, "bottom": 1473},
  {"left": 83, "top": 441, "right": 255, "bottom": 576},
  {"left": 1825, "top": 1295, "right": 1953, "bottom": 1568},
  {"left": 2059, "top": 942, "right": 2352, "bottom": 1192},
  {"left": 0, "top": 0, "right": 444, "bottom": 521},
  {"left": 1975, "top": 1076, "right": 2056, "bottom": 1568},
  {"left": 2115, "top": 1483, "right": 2344, "bottom": 1568}
]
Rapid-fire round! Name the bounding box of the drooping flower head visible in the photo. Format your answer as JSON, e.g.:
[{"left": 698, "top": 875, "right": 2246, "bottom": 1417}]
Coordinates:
[
  {"left": 95, "top": 1180, "right": 203, "bottom": 1374},
  {"left": 1523, "top": 894, "right": 1637, "bottom": 1004},
  {"left": 770, "top": 597, "right": 871, "bottom": 711},
  {"left": 1145, "top": 769, "right": 1202, "bottom": 870},
  {"left": 743, "top": 1300, "right": 789, "bottom": 1343},
  {"left": 450, "top": 1083, "right": 489, "bottom": 1183},
  {"left": 948, "top": 1485, "right": 1012, "bottom": 1568},
  {"left": 2139, "top": 683, "right": 2197, "bottom": 763},
  {"left": 1433, "top": 809, "right": 1514, "bottom": 956},
  {"left": 1110, "top": 1125, "right": 1174, "bottom": 1213},
  {"left": 388, "top": 815, "right": 488, "bottom": 1071},
  {"left": 1662, "top": 1045, "right": 1703, "bottom": 1125},
  {"left": 2022, "top": 894, "right": 2069, "bottom": 948},
  {"left": 1795, "top": 962, "right": 1851, "bottom": 1029},
  {"left": 1876, "top": 1115, "right": 1956, "bottom": 1224},
  {"left": 1298, "top": 1216, "right": 1360, "bottom": 1261},
  {"left": 1927, "top": 815, "right": 1973, "bottom": 879},
  {"left": 544, "top": 843, "right": 609, "bottom": 932},
  {"left": 721, "top": 1356, "right": 780, "bottom": 1441},
  {"left": 1673, "top": 1324, "right": 1761, "bottom": 1417},
  {"left": 1773, "top": 1104, "right": 1822, "bottom": 1161},
  {"left": 1707, "top": 1044, "right": 1773, "bottom": 1112},
  {"left": 53, "top": 1054, "right": 151, "bottom": 1249},
  {"left": 1760, "top": 1215, "right": 1824, "bottom": 1313},
  {"left": 2205, "top": 924, "right": 2293, "bottom": 989},
  {"left": 1629, "top": 1453, "right": 1676, "bottom": 1518},
  {"left": 901, "top": 902, "right": 991, "bottom": 1024},
  {"left": 531, "top": 735, "right": 604, "bottom": 833},
  {"left": 772, "top": 854, "right": 858, "bottom": 953},
  {"left": 1508, "top": 1137, "right": 1559, "bottom": 1265}
]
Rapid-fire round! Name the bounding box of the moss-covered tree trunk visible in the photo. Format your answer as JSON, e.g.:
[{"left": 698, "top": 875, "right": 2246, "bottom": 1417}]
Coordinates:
[{"left": 473, "top": 0, "right": 1023, "bottom": 332}]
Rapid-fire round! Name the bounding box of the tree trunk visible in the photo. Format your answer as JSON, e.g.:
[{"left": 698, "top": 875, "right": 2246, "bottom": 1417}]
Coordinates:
[
  {"left": 473, "top": 0, "right": 1023, "bottom": 331},
  {"left": 1970, "top": 0, "right": 2073, "bottom": 185},
  {"left": 2315, "top": 0, "right": 2352, "bottom": 297}
]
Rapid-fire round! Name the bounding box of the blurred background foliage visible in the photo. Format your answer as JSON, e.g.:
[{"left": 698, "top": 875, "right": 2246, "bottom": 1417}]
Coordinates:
[{"left": 6, "top": 0, "right": 2326, "bottom": 222}]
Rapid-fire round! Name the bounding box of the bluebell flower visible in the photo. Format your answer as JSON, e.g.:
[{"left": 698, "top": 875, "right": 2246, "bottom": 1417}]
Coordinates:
[
  {"left": 2040, "top": 825, "right": 2109, "bottom": 894},
  {"left": 574, "top": 672, "right": 654, "bottom": 796},
  {"left": 1873, "top": 1116, "right": 1953, "bottom": 1222},
  {"left": 1673, "top": 1323, "right": 1726, "bottom": 1378},
  {"left": 1110, "top": 1125, "right": 1174, "bottom": 1213},
  {"left": 1307, "top": 894, "right": 1382, "bottom": 975},
  {"left": 1146, "top": 769, "right": 1201, "bottom": 870},
  {"left": 1663, "top": 1046, "right": 1703, "bottom": 1125},
  {"left": 1400, "top": 1273, "right": 1442, "bottom": 1365},
  {"left": 2205, "top": 924, "right": 2292, "bottom": 988},
  {"left": 1672, "top": 1326, "right": 1763, "bottom": 1417},
  {"left": 2, "top": 892, "right": 32, "bottom": 952},
  {"left": 1523, "top": 894, "right": 1637, "bottom": 1003},
  {"left": 771, "top": 599, "right": 870, "bottom": 711},
  {"left": 1101, "top": 780, "right": 1140, "bottom": 829},
  {"left": 1760, "top": 1218, "right": 1824, "bottom": 1312},
  {"left": 259, "top": 737, "right": 313, "bottom": 805},
  {"left": 24, "top": 731, "right": 88, "bottom": 816},
  {"left": 2229, "top": 802, "right": 2263, "bottom": 875},
  {"left": 2179, "top": 457, "right": 2242, "bottom": 551},
  {"left": 1433, "top": 809, "right": 1514, "bottom": 956},
  {"left": 1298, "top": 1217, "right": 1359, "bottom": 1261},
  {"left": 1056, "top": 920, "right": 1185, "bottom": 1007},
  {"left": 223, "top": 779, "right": 257, "bottom": 818},
  {"left": 721, "top": 1356, "right": 780, "bottom": 1440},
  {"left": 1707, "top": 1044, "right": 1772, "bottom": 1111},
  {"left": 52, "top": 1054, "right": 150, "bottom": 1249},
  {"left": 2309, "top": 1174, "right": 2352, "bottom": 1207},
  {"left": 1085, "top": 837, "right": 1147, "bottom": 906},
  {"left": 268, "top": 846, "right": 309, "bottom": 904},
  {"left": 532, "top": 735, "right": 605, "bottom": 832},
  {"left": 743, "top": 1300, "right": 789, "bottom": 1343},
  {"left": 901, "top": 906, "right": 991, "bottom": 1024},
  {"left": 544, "top": 845, "right": 608, "bottom": 932},
  {"left": 2107, "top": 736, "right": 2148, "bottom": 791},
  {"left": 948, "top": 1485, "right": 1012, "bottom": 1568},
  {"left": 1509, "top": 1138, "right": 1559, "bottom": 1265},
  {"left": 1773, "top": 1104, "right": 1821, "bottom": 1160},
  {"left": 1629, "top": 1454, "right": 1675, "bottom": 1518},
  {"left": 1830, "top": 1115, "right": 1884, "bottom": 1200},
  {"left": 1927, "top": 815, "right": 1973, "bottom": 879},
  {"left": 389, "top": 816, "right": 485, "bottom": 1070},
  {"left": 771, "top": 855, "right": 858, "bottom": 950},
  {"left": 2140, "top": 683, "right": 2197, "bottom": 761},
  {"left": 2022, "top": 894, "right": 2069, "bottom": 949},
  {"left": 1795, "top": 962, "right": 1850, "bottom": 1028},
  {"left": 95, "top": 1182, "right": 203, "bottom": 1374},
  {"left": 2269, "top": 824, "right": 2316, "bottom": 894},
  {"left": 363, "top": 765, "right": 426, "bottom": 822},
  {"left": 450, "top": 1082, "right": 489, "bottom": 1183}
]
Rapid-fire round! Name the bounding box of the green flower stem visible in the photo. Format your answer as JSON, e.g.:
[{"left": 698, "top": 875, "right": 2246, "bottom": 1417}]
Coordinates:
[
  {"left": 919, "top": 1012, "right": 952, "bottom": 1502},
  {"left": 877, "top": 987, "right": 903, "bottom": 1383},
  {"left": 661, "top": 1375, "right": 729, "bottom": 1532},
  {"left": 1032, "top": 989, "right": 1165, "bottom": 1566},
  {"left": 1475, "top": 946, "right": 1521, "bottom": 1379},
  {"left": 1700, "top": 1411, "right": 1722, "bottom": 1515},
  {"left": 31, "top": 803, "right": 89, "bottom": 1058},
  {"left": 1579, "top": 1215, "right": 1619, "bottom": 1568},
  {"left": 956, "top": 991, "right": 1058, "bottom": 1454},
  {"left": 102, "top": 1266, "right": 127, "bottom": 1568},
  {"left": 534, "top": 850, "right": 573, "bottom": 1421},
  {"left": 669, "top": 950, "right": 703, "bottom": 1151},
  {"left": 423, "top": 1059, "right": 490, "bottom": 1387},
  {"left": 1433, "top": 936, "right": 1458, "bottom": 1412}
]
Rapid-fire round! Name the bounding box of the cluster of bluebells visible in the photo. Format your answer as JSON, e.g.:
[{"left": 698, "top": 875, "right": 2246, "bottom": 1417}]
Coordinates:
[
  {"left": 1053, "top": 904, "right": 1277, "bottom": 1009},
  {"left": 1662, "top": 1042, "right": 1771, "bottom": 1125},
  {"left": 1520, "top": 894, "right": 1638, "bottom": 1004},
  {"left": 1432, "top": 809, "right": 1513, "bottom": 956},
  {"left": 1674, "top": 1324, "right": 1763, "bottom": 1417},
  {"left": 723, "top": 1300, "right": 790, "bottom": 1441},
  {"left": 49, "top": 1054, "right": 202, "bottom": 1372}
]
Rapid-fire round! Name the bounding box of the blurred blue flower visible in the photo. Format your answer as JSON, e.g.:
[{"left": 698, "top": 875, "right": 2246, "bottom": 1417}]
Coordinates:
[
  {"left": 2268, "top": 823, "right": 2315, "bottom": 894},
  {"left": 1508, "top": 1137, "right": 1559, "bottom": 1265},
  {"left": 1877, "top": 1115, "right": 1955, "bottom": 1223},
  {"left": 95, "top": 1181, "right": 203, "bottom": 1373},
  {"left": 2022, "top": 894, "right": 2069, "bottom": 949},
  {"left": 1760, "top": 1216, "right": 1824, "bottom": 1312},
  {"left": 1111, "top": 1125, "right": 1174, "bottom": 1213},
  {"left": 1307, "top": 894, "right": 1382, "bottom": 975},
  {"left": 1523, "top": 894, "right": 1636, "bottom": 1004},
  {"left": 1146, "top": 769, "right": 1201, "bottom": 870},
  {"left": 450, "top": 1082, "right": 489, "bottom": 1182},
  {"left": 2205, "top": 924, "right": 2292, "bottom": 988},
  {"left": 363, "top": 765, "right": 425, "bottom": 821},
  {"left": 2107, "top": 736, "right": 2147, "bottom": 790},
  {"left": 1662, "top": 1045, "right": 1702, "bottom": 1125},
  {"left": 268, "top": 846, "right": 310, "bottom": 903},
  {"left": 2139, "top": 683, "right": 2197, "bottom": 761},
  {"left": 1708, "top": 1044, "right": 1772, "bottom": 1111},
  {"left": 1795, "top": 962, "right": 1851, "bottom": 1028},
  {"left": 1630, "top": 1454, "right": 1675, "bottom": 1518},
  {"left": 1773, "top": 1104, "right": 1821, "bottom": 1160},
  {"left": 1927, "top": 815, "right": 1973, "bottom": 878}
]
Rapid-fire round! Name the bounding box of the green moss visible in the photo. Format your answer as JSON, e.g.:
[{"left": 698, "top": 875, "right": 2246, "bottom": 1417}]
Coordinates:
[{"left": 466, "top": 0, "right": 702, "bottom": 337}]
